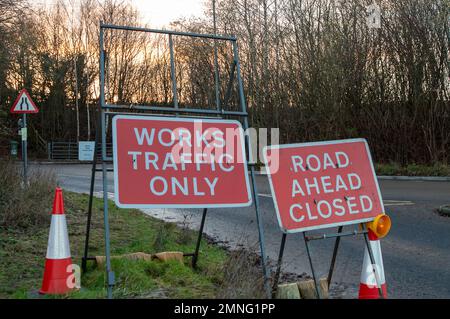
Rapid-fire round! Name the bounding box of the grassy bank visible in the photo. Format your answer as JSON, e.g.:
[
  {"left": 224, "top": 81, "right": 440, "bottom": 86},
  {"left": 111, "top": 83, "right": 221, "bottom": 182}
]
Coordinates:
[
  {"left": 375, "top": 163, "right": 450, "bottom": 177},
  {"left": 0, "top": 191, "right": 230, "bottom": 299}
]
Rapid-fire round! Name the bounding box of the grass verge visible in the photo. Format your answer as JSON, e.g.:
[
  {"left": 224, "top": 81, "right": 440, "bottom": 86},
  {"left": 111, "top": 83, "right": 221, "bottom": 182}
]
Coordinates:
[
  {"left": 0, "top": 191, "right": 228, "bottom": 299},
  {"left": 375, "top": 163, "right": 450, "bottom": 177}
]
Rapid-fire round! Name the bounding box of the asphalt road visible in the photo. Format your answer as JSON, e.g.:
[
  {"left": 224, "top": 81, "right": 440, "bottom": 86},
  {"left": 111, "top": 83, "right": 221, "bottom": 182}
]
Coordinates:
[{"left": 31, "top": 163, "right": 450, "bottom": 298}]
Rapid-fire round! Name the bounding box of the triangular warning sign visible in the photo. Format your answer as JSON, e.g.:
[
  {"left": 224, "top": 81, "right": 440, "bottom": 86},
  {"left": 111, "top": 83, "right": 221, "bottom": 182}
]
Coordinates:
[{"left": 10, "top": 89, "right": 39, "bottom": 114}]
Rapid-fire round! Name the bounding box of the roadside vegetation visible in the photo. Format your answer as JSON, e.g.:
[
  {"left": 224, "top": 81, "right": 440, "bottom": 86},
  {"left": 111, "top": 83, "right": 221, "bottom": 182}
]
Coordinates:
[
  {"left": 0, "top": 162, "right": 267, "bottom": 299},
  {"left": 375, "top": 163, "right": 450, "bottom": 177},
  {"left": 0, "top": 160, "right": 56, "bottom": 229}
]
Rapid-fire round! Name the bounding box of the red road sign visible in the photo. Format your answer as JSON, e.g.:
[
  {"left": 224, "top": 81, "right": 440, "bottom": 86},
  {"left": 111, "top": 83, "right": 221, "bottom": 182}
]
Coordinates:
[
  {"left": 112, "top": 115, "right": 252, "bottom": 208},
  {"left": 10, "top": 89, "right": 39, "bottom": 113},
  {"left": 264, "top": 139, "right": 384, "bottom": 233}
]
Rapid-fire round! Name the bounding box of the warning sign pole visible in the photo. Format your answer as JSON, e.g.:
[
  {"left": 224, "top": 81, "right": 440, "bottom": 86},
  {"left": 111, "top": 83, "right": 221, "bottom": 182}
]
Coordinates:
[
  {"left": 10, "top": 88, "right": 39, "bottom": 186},
  {"left": 22, "top": 113, "right": 28, "bottom": 185}
]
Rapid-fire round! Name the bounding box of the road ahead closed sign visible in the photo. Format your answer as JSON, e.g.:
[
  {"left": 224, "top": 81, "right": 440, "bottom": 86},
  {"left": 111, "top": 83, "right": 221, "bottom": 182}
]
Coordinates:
[
  {"left": 112, "top": 115, "right": 251, "bottom": 208},
  {"left": 264, "top": 139, "right": 384, "bottom": 233}
]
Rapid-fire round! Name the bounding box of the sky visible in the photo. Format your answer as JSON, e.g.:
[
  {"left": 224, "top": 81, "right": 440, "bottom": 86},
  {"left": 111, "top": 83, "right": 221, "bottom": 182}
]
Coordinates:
[
  {"left": 133, "top": 0, "right": 206, "bottom": 27},
  {"left": 34, "top": 0, "right": 207, "bottom": 28}
]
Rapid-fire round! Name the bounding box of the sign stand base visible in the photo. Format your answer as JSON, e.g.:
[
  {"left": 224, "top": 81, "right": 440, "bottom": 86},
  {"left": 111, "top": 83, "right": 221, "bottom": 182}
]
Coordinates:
[{"left": 271, "top": 224, "right": 384, "bottom": 299}]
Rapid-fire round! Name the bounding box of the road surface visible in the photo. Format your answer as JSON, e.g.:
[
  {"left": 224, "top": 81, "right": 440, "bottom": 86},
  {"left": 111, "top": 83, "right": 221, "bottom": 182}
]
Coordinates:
[{"left": 32, "top": 163, "right": 450, "bottom": 298}]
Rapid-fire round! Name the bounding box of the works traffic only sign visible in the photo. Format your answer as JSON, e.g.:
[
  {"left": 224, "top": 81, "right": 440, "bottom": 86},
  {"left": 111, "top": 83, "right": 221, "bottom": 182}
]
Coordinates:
[
  {"left": 112, "top": 115, "right": 252, "bottom": 208},
  {"left": 10, "top": 89, "right": 39, "bottom": 113},
  {"left": 263, "top": 139, "right": 384, "bottom": 233}
]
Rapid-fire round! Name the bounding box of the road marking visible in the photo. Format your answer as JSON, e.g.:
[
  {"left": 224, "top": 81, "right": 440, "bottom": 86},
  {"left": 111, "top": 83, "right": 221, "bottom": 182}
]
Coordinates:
[
  {"left": 258, "top": 194, "right": 414, "bottom": 206},
  {"left": 58, "top": 174, "right": 98, "bottom": 178},
  {"left": 384, "top": 201, "right": 414, "bottom": 206}
]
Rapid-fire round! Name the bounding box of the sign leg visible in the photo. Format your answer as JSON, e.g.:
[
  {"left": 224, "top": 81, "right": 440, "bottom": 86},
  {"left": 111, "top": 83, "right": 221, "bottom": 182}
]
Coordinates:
[
  {"left": 82, "top": 121, "right": 100, "bottom": 272},
  {"left": 101, "top": 111, "right": 114, "bottom": 299},
  {"left": 271, "top": 233, "right": 287, "bottom": 298},
  {"left": 327, "top": 225, "right": 343, "bottom": 288},
  {"left": 303, "top": 232, "right": 323, "bottom": 299},
  {"left": 192, "top": 208, "right": 208, "bottom": 269},
  {"left": 249, "top": 166, "right": 272, "bottom": 298}
]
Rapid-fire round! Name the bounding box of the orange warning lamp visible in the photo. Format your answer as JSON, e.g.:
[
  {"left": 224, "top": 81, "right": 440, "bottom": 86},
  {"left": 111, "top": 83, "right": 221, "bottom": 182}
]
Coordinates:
[{"left": 367, "top": 214, "right": 391, "bottom": 238}]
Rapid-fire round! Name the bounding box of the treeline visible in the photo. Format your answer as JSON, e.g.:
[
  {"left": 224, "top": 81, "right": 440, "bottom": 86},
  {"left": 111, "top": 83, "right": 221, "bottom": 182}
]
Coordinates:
[{"left": 0, "top": 0, "right": 449, "bottom": 165}]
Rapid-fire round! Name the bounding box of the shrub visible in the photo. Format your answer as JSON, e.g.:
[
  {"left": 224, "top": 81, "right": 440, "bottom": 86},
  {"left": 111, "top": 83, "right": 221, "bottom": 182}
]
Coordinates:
[
  {"left": 215, "top": 246, "right": 267, "bottom": 299},
  {"left": 0, "top": 160, "right": 56, "bottom": 230}
]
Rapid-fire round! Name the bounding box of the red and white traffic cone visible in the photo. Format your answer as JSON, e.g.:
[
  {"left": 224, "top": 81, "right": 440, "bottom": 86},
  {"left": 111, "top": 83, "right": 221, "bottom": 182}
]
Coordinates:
[
  {"left": 39, "top": 187, "right": 74, "bottom": 295},
  {"left": 358, "top": 229, "right": 387, "bottom": 299}
]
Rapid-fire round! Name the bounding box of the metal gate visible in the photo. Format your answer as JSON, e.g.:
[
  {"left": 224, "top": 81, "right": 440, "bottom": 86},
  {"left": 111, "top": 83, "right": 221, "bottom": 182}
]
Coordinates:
[{"left": 48, "top": 141, "right": 112, "bottom": 160}]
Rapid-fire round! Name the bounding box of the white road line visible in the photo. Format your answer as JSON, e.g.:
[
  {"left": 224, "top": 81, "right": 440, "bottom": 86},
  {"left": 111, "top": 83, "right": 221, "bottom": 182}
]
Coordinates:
[{"left": 384, "top": 202, "right": 414, "bottom": 206}]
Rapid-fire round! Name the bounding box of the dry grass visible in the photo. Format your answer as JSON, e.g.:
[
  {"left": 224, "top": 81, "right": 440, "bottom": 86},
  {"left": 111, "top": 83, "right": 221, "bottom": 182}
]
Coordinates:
[
  {"left": 215, "top": 245, "right": 267, "bottom": 299},
  {"left": 0, "top": 160, "right": 56, "bottom": 230}
]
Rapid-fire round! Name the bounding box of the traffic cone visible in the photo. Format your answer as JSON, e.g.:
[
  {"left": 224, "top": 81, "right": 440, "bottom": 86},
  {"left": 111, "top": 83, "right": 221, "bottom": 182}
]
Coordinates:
[
  {"left": 39, "top": 187, "right": 74, "bottom": 295},
  {"left": 358, "top": 229, "right": 387, "bottom": 299}
]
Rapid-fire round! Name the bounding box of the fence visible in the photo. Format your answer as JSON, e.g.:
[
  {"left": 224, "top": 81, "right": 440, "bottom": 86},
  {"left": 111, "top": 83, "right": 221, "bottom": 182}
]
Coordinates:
[{"left": 48, "top": 141, "right": 112, "bottom": 160}]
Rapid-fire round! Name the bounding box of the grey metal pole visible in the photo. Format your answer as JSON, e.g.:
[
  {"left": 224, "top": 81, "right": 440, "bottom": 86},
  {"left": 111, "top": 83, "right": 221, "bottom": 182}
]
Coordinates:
[
  {"left": 303, "top": 232, "right": 323, "bottom": 299},
  {"left": 327, "top": 225, "right": 343, "bottom": 288},
  {"left": 192, "top": 208, "right": 208, "bottom": 269},
  {"left": 213, "top": 0, "right": 221, "bottom": 110},
  {"left": 82, "top": 114, "right": 100, "bottom": 273},
  {"left": 100, "top": 22, "right": 236, "bottom": 41},
  {"left": 22, "top": 113, "right": 27, "bottom": 185},
  {"left": 232, "top": 39, "right": 271, "bottom": 298},
  {"left": 169, "top": 34, "right": 178, "bottom": 108},
  {"left": 272, "top": 233, "right": 287, "bottom": 298},
  {"left": 100, "top": 24, "right": 114, "bottom": 299}
]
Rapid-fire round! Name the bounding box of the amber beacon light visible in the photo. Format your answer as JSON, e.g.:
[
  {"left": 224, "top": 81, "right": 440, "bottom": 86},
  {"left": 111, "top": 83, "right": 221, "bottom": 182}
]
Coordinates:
[{"left": 366, "top": 214, "right": 391, "bottom": 238}]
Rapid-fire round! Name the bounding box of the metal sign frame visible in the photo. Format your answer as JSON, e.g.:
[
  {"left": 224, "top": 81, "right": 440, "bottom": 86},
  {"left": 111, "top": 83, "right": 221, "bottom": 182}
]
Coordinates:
[
  {"left": 81, "top": 22, "right": 270, "bottom": 299},
  {"left": 266, "top": 140, "right": 385, "bottom": 299},
  {"left": 271, "top": 221, "right": 384, "bottom": 299}
]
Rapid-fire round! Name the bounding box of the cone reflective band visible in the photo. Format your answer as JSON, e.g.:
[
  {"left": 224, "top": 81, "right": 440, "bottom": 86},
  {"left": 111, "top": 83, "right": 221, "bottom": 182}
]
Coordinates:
[
  {"left": 359, "top": 229, "right": 387, "bottom": 299},
  {"left": 40, "top": 188, "right": 74, "bottom": 295}
]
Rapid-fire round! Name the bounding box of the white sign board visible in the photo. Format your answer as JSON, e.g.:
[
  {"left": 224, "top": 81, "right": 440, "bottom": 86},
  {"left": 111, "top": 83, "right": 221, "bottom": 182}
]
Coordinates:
[
  {"left": 21, "top": 128, "right": 27, "bottom": 141},
  {"left": 78, "top": 141, "right": 95, "bottom": 161}
]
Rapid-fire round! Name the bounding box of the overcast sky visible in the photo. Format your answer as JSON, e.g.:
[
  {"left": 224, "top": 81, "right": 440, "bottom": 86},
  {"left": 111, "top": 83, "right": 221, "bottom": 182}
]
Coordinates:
[
  {"left": 134, "top": 0, "right": 206, "bottom": 27},
  {"left": 34, "top": 0, "right": 207, "bottom": 28}
]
